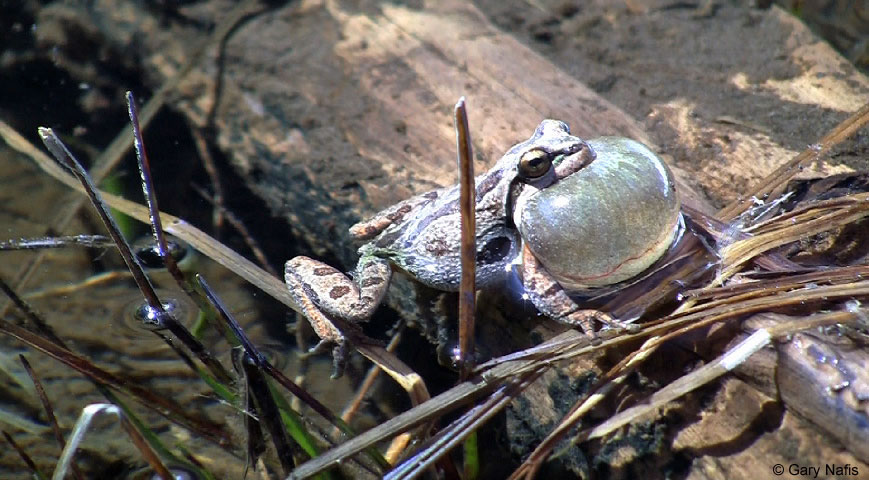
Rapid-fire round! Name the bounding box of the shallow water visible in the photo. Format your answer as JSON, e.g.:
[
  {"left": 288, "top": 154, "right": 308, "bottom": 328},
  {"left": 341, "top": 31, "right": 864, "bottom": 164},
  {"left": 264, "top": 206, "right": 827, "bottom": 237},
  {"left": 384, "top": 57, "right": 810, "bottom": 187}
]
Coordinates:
[{"left": 0, "top": 137, "right": 337, "bottom": 478}]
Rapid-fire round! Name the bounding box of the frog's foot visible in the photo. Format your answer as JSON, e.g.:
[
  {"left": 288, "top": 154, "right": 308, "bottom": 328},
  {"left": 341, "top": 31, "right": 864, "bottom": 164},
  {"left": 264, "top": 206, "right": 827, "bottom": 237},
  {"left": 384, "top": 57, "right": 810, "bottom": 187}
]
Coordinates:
[
  {"left": 559, "top": 309, "right": 602, "bottom": 345},
  {"left": 305, "top": 339, "right": 349, "bottom": 379},
  {"left": 521, "top": 244, "right": 640, "bottom": 336},
  {"left": 562, "top": 309, "right": 638, "bottom": 335},
  {"left": 601, "top": 315, "right": 641, "bottom": 333},
  {"left": 560, "top": 309, "right": 602, "bottom": 335},
  {"left": 297, "top": 339, "right": 349, "bottom": 378}
]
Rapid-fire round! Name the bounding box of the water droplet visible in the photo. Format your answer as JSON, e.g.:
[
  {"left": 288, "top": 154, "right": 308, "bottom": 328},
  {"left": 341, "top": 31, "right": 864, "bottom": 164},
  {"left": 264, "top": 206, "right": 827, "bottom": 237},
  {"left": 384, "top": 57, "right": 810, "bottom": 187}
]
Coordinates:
[
  {"left": 450, "top": 345, "right": 463, "bottom": 369},
  {"left": 828, "top": 380, "right": 849, "bottom": 393},
  {"left": 132, "top": 236, "right": 190, "bottom": 269},
  {"left": 127, "top": 294, "right": 194, "bottom": 332},
  {"left": 133, "top": 302, "right": 174, "bottom": 329}
]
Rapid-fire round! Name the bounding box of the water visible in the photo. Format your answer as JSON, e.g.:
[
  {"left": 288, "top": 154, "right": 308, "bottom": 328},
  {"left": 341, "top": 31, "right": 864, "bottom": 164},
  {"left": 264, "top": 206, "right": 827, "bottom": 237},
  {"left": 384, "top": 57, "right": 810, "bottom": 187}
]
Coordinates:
[{"left": 0, "top": 137, "right": 285, "bottom": 478}]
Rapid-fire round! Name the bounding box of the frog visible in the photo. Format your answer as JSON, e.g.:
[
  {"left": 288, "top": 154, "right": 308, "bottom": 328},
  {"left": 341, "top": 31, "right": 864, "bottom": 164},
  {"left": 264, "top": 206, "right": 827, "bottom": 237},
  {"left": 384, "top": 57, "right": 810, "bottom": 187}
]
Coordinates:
[{"left": 284, "top": 120, "right": 682, "bottom": 376}]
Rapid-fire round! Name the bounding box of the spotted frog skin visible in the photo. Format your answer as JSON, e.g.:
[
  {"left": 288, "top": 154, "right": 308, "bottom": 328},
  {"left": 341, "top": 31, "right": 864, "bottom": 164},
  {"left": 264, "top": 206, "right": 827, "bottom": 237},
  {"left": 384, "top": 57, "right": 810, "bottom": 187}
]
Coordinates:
[{"left": 285, "top": 120, "right": 681, "bottom": 375}]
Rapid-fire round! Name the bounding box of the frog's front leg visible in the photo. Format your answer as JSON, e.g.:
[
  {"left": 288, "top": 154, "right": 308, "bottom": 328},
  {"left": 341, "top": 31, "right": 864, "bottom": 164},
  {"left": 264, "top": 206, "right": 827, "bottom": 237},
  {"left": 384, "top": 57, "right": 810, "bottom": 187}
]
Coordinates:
[
  {"left": 349, "top": 187, "right": 445, "bottom": 241},
  {"left": 284, "top": 255, "right": 391, "bottom": 377},
  {"left": 520, "top": 244, "right": 615, "bottom": 336}
]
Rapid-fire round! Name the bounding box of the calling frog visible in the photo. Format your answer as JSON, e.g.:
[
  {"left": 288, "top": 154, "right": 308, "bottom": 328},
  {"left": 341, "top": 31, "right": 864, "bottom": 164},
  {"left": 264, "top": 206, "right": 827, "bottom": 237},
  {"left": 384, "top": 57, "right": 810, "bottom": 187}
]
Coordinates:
[{"left": 285, "top": 120, "right": 682, "bottom": 375}]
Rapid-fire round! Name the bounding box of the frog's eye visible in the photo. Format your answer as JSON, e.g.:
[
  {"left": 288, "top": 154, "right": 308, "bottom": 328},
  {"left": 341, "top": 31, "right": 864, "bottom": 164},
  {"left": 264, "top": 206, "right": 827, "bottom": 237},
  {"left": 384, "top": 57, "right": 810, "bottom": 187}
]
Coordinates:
[{"left": 518, "top": 148, "right": 552, "bottom": 180}]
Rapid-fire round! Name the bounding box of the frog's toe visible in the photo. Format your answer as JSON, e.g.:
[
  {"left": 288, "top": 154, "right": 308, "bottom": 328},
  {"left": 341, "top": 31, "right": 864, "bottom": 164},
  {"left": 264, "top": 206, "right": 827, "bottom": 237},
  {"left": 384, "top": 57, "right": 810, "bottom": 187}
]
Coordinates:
[
  {"left": 561, "top": 309, "right": 637, "bottom": 338},
  {"left": 306, "top": 338, "right": 334, "bottom": 356},
  {"left": 301, "top": 339, "right": 349, "bottom": 378},
  {"left": 620, "top": 322, "right": 641, "bottom": 334},
  {"left": 596, "top": 313, "right": 639, "bottom": 333},
  {"left": 330, "top": 342, "right": 349, "bottom": 379},
  {"left": 560, "top": 309, "right": 598, "bottom": 334}
]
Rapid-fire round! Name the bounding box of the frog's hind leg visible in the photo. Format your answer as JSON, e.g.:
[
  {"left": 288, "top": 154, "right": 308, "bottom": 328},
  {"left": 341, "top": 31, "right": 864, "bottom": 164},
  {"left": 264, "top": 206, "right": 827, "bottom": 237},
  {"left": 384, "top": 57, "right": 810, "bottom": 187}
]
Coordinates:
[
  {"left": 284, "top": 255, "right": 391, "bottom": 377},
  {"left": 520, "top": 244, "right": 623, "bottom": 336}
]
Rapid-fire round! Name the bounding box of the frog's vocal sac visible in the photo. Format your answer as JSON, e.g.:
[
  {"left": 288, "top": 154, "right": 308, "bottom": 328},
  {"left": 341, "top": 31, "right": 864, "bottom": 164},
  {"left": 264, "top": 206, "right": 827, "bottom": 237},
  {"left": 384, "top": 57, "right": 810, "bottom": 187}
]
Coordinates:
[{"left": 285, "top": 120, "right": 682, "bottom": 376}]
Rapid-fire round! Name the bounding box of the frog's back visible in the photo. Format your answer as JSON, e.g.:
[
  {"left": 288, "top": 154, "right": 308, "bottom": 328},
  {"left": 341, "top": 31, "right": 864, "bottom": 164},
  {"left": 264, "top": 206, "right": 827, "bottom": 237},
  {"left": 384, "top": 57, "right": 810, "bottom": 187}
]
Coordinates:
[{"left": 361, "top": 185, "right": 518, "bottom": 292}]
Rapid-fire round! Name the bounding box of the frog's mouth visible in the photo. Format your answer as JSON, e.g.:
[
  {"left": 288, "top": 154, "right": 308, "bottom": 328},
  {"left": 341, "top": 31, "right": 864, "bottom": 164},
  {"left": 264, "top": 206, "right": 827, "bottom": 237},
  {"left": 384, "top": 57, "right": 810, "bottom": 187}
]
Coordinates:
[{"left": 554, "top": 142, "right": 596, "bottom": 179}]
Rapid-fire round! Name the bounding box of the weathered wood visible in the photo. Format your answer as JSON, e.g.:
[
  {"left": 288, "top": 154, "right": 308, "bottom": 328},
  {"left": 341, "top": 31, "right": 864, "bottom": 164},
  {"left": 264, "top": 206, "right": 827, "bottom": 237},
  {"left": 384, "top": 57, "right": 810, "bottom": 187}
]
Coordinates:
[
  {"left": 172, "top": 0, "right": 869, "bottom": 476},
  {"left": 180, "top": 0, "right": 712, "bottom": 262},
  {"left": 16, "top": 0, "right": 869, "bottom": 477}
]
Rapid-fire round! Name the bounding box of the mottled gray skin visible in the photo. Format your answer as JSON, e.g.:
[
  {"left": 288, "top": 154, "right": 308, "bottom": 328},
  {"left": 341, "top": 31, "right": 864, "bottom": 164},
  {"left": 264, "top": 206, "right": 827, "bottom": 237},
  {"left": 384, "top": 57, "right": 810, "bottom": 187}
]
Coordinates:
[
  {"left": 285, "top": 120, "right": 596, "bottom": 376},
  {"left": 360, "top": 120, "right": 590, "bottom": 291}
]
